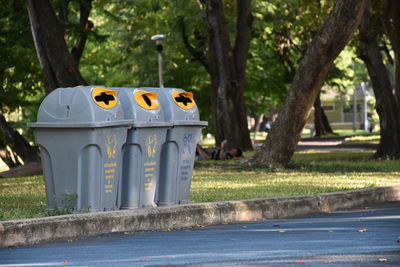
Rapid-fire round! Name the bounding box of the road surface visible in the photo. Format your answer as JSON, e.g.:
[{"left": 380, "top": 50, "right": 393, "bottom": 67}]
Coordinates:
[{"left": 1, "top": 202, "right": 399, "bottom": 266}]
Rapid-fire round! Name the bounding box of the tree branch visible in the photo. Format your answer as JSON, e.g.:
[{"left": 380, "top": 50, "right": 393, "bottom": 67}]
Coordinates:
[
  {"left": 71, "top": 0, "right": 93, "bottom": 64},
  {"left": 177, "top": 16, "right": 210, "bottom": 73}
]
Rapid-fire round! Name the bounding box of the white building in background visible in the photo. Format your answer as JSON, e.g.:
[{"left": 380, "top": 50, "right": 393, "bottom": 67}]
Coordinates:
[{"left": 307, "top": 84, "right": 377, "bottom": 132}]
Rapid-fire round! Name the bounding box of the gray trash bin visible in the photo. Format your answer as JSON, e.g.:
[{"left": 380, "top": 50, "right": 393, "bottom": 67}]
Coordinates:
[
  {"left": 28, "top": 86, "right": 132, "bottom": 212},
  {"left": 116, "top": 88, "right": 171, "bottom": 209},
  {"left": 145, "top": 87, "right": 207, "bottom": 206}
]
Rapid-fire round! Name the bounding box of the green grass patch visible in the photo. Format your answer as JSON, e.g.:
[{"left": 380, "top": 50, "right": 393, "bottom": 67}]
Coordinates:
[
  {"left": 190, "top": 152, "right": 400, "bottom": 202},
  {"left": 1, "top": 151, "right": 399, "bottom": 221},
  {"left": 0, "top": 176, "right": 47, "bottom": 221}
]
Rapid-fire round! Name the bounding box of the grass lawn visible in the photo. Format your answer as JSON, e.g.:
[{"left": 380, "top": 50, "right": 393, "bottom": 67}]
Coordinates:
[
  {"left": 1, "top": 151, "right": 399, "bottom": 221},
  {"left": 191, "top": 151, "right": 400, "bottom": 203}
]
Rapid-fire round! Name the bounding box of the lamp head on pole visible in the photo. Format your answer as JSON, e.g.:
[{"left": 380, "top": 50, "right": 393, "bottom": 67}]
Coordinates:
[{"left": 151, "top": 34, "right": 165, "bottom": 52}]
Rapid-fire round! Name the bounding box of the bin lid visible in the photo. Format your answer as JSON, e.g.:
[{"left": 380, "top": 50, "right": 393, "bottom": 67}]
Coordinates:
[
  {"left": 142, "top": 87, "right": 208, "bottom": 127},
  {"left": 115, "top": 88, "right": 172, "bottom": 128},
  {"left": 29, "top": 86, "right": 133, "bottom": 128}
]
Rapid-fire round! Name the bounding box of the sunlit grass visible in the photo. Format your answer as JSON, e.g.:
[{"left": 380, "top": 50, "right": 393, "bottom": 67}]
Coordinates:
[
  {"left": 190, "top": 152, "right": 400, "bottom": 203},
  {"left": 345, "top": 135, "right": 380, "bottom": 143},
  {"left": 1, "top": 151, "right": 399, "bottom": 221}
]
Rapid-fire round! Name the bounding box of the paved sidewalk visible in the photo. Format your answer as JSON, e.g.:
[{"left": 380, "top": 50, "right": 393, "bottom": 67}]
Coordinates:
[
  {"left": 297, "top": 137, "right": 378, "bottom": 152},
  {"left": 1, "top": 184, "right": 400, "bottom": 248}
]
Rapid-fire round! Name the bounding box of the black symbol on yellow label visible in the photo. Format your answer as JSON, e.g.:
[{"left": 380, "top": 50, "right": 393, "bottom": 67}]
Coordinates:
[
  {"left": 172, "top": 91, "right": 195, "bottom": 109},
  {"left": 142, "top": 94, "right": 152, "bottom": 106},
  {"left": 92, "top": 87, "right": 117, "bottom": 109},
  {"left": 134, "top": 91, "right": 159, "bottom": 110},
  {"left": 95, "top": 92, "right": 115, "bottom": 105}
]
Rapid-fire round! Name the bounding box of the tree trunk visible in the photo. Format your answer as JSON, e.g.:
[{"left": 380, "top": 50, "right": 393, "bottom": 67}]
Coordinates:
[
  {"left": 384, "top": 0, "right": 400, "bottom": 106},
  {"left": 250, "top": 0, "right": 367, "bottom": 168},
  {"left": 358, "top": 4, "right": 400, "bottom": 158},
  {"left": 0, "top": 114, "right": 40, "bottom": 166},
  {"left": 313, "top": 92, "right": 334, "bottom": 137},
  {"left": 28, "top": 0, "right": 87, "bottom": 94},
  {"left": 204, "top": 0, "right": 253, "bottom": 151}
]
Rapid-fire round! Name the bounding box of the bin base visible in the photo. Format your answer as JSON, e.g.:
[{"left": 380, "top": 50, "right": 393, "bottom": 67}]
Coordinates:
[
  {"left": 157, "top": 201, "right": 176, "bottom": 207},
  {"left": 120, "top": 203, "right": 157, "bottom": 210},
  {"left": 120, "top": 205, "right": 138, "bottom": 210}
]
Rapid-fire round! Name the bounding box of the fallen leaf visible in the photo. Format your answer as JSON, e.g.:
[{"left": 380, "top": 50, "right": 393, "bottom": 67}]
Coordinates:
[
  {"left": 328, "top": 230, "right": 334, "bottom": 232},
  {"left": 295, "top": 260, "right": 305, "bottom": 263},
  {"left": 163, "top": 228, "right": 172, "bottom": 231},
  {"left": 63, "top": 260, "right": 69, "bottom": 264},
  {"left": 123, "top": 231, "right": 134, "bottom": 235},
  {"left": 378, "top": 258, "right": 388, "bottom": 262},
  {"left": 279, "top": 230, "right": 286, "bottom": 233},
  {"left": 358, "top": 229, "right": 368, "bottom": 232}
]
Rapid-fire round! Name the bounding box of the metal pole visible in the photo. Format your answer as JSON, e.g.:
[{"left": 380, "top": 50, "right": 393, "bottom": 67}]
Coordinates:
[
  {"left": 151, "top": 34, "right": 165, "bottom": 88},
  {"left": 353, "top": 87, "right": 357, "bottom": 132},
  {"left": 361, "top": 82, "right": 368, "bottom": 131},
  {"left": 158, "top": 51, "right": 163, "bottom": 88}
]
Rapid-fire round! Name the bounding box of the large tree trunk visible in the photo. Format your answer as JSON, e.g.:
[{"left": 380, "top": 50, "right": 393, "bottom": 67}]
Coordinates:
[
  {"left": 204, "top": 0, "right": 253, "bottom": 151},
  {"left": 250, "top": 0, "right": 367, "bottom": 168},
  {"left": 384, "top": 0, "right": 400, "bottom": 106},
  {"left": 28, "top": 0, "right": 87, "bottom": 94},
  {"left": 358, "top": 4, "right": 400, "bottom": 158}
]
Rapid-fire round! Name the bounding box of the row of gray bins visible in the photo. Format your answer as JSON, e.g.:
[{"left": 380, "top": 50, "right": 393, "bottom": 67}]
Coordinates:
[{"left": 28, "top": 86, "right": 207, "bottom": 212}]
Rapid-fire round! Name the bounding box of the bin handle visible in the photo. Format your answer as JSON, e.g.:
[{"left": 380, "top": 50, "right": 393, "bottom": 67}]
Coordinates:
[
  {"left": 134, "top": 91, "right": 159, "bottom": 110},
  {"left": 92, "top": 87, "right": 118, "bottom": 109},
  {"left": 172, "top": 91, "right": 195, "bottom": 109}
]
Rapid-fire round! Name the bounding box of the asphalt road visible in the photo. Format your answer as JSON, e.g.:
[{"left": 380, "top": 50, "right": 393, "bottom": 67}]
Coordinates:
[{"left": 1, "top": 202, "right": 399, "bottom": 267}]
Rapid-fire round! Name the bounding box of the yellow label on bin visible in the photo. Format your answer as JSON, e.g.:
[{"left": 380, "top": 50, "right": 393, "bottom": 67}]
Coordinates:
[
  {"left": 172, "top": 91, "right": 195, "bottom": 109},
  {"left": 134, "top": 91, "right": 159, "bottom": 110},
  {"left": 92, "top": 87, "right": 117, "bottom": 109}
]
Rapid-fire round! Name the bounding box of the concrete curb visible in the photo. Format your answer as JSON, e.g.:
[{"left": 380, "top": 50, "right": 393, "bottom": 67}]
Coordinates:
[{"left": 1, "top": 184, "right": 400, "bottom": 248}]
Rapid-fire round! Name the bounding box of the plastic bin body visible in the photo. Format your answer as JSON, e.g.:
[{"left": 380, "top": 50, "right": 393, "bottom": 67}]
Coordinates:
[
  {"left": 29, "top": 86, "right": 131, "bottom": 212},
  {"left": 145, "top": 87, "right": 207, "bottom": 206},
  {"left": 116, "top": 88, "right": 171, "bottom": 209}
]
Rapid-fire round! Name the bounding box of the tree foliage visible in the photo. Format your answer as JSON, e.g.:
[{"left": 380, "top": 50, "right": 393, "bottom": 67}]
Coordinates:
[{"left": 2, "top": 0, "right": 400, "bottom": 169}]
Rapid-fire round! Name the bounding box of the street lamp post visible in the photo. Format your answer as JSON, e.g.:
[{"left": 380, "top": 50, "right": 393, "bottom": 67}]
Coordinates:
[
  {"left": 151, "top": 34, "right": 165, "bottom": 88},
  {"left": 361, "top": 82, "right": 368, "bottom": 132}
]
